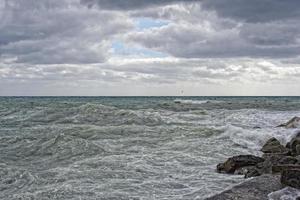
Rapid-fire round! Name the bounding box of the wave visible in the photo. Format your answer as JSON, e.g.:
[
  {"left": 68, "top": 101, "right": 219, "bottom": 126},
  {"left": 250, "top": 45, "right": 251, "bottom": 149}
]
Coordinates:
[
  {"left": 268, "top": 187, "right": 300, "bottom": 200},
  {"left": 1, "top": 97, "right": 300, "bottom": 199},
  {"left": 17, "top": 103, "right": 164, "bottom": 126},
  {"left": 174, "top": 99, "right": 211, "bottom": 105}
]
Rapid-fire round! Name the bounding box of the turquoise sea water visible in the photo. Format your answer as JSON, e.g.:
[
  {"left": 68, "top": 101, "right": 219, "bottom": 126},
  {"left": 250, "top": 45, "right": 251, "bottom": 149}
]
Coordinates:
[{"left": 1, "top": 97, "right": 300, "bottom": 199}]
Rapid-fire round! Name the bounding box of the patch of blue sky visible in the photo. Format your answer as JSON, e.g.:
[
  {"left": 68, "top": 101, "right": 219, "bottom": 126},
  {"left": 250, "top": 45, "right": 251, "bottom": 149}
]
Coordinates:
[
  {"left": 112, "top": 41, "right": 168, "bottom": 58},
  {"left": 134, "top": 17, "right": 169, "bottom": 30}
]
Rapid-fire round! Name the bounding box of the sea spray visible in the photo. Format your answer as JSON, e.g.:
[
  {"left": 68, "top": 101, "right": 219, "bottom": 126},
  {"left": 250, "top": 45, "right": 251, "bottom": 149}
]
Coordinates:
[{"left": 1, "top": 97, "right": 300, "bottom": 199}]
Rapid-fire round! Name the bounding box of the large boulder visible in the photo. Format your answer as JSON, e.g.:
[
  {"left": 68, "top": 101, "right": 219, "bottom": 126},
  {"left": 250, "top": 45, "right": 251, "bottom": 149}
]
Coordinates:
[
  {"left": 278, "top": 156, "right": 298, "bottom": 165},
  {"left": 285, "top": 132, "right": 300, "bottom": 156},
  {"left": 286, "top": 131, "right": 300, "bottom": 148},
  {"left": 281, "top": 168, "right": 300, "bottom": 189},
  {"left": 277, "top": 116, "right": 300, "bottom": 128},
  {"left": 217, "top": 155, "right": 265, "bottom": 174},
  {"left": 261, "top": 137, "right": 289, "bottom": 154},
  {"left": 205, "top": 175, "right": 282, "bottom": 200},
  {"left": 234, "top": 166, "right": 260, "bottom": 177},
  {"left": 259, "top": 155, "right": 293, "bottom": 173},
  {"left": 244, "top": 167, "right": 262, "bottom": 178},
  {"left": 245, "top": 155, "right": 298, "bottom": 178},
  {"left": 272, "top": 164, "right": 300, "bottom": 174},
  {"left": 296, "top": 155, "right": 300, "bottom": 164},
  {"left": 290, "top": 137, "right": 300, "bottom": 156}
]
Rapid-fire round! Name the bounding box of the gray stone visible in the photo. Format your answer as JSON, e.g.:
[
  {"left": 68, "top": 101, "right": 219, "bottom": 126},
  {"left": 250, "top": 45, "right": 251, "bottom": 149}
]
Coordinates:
[
  {"left": 296, "top": 156, "right": 300, "bottom": 164},
  {"left": 272, "top": 164, "right": 300, "bottom": 173},
  {"left": 205, "top": 175, "right": 282, "bottom": 200},
  {"left": 217, "top": 155, "right": 265, "bottom": 174},
  {"left": 281, "top": 169, "right": 300, "bottom": 189},
  {"left": 261, "top": 137, "right": 289, "bottom": 154},
  {"left": 290, "top": 136, "right": 300, "bottom": 156},
  {"left": 234, "top": 166, "right": 262, "bottom": 178},
  {"left": 258, "top": 154, "right": 289, "bottom": 174},
  {"left": 278, "top": 156, "right": 298, "bottom": 164},
  {"left": 277, "top": 116, "right": 300, "bottom": 128},
  {"left": 244, "top": 167, "right": 261, "bottom": 178}
]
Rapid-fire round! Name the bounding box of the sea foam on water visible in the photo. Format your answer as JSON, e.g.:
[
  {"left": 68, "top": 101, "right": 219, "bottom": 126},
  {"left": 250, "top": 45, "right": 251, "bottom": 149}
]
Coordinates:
[{"left": 1, "top": 97, "right": 300, "bottom": 199}]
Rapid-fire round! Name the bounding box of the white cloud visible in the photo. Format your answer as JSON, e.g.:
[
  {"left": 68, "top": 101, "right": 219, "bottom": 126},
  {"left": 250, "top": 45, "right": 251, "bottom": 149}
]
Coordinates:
[{"left": 1, "top": 0, "right": 300, "bottom": 95}]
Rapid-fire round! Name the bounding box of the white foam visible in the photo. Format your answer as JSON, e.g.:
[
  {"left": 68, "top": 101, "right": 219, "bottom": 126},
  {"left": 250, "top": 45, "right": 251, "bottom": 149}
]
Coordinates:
[
  {"left": 174, "top": 99, "right": 221, "bottom": 105},
  {"left": 268, "top": 187, "right": 300, "bottom": 200},
  {"left": 212, "top": 109, "right": 300, "bottom": 152}
]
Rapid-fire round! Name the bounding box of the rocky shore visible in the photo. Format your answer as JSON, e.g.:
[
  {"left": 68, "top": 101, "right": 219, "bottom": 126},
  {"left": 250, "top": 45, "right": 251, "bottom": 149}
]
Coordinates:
[{"left": 206, "top": 117, "right": 300, "bottom": 200}]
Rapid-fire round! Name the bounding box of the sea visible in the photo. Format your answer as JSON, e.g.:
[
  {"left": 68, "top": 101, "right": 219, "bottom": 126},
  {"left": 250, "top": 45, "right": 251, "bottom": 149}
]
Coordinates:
[{"left": 1, "top": 96, "right": 300, "bottom": 200}]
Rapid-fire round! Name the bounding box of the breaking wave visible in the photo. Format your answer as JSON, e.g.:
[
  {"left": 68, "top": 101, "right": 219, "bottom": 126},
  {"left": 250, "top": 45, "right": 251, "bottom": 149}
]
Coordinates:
[{"left": 1, "top": 97, "right": 300, "bottom": 199}]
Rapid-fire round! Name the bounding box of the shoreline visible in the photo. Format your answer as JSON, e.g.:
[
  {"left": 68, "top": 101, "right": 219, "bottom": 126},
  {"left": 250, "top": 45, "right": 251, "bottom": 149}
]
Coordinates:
[{"left": 206, "top": 116, "right": 300, "bottom": 200}]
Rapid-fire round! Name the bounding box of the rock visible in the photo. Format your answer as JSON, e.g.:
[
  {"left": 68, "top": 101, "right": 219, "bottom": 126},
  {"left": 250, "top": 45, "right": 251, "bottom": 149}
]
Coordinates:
[
  {"left": 296, "top": 145, "right": 300, "bottom": 155},
  {"left": 244, "top": 167, "right": 261, "bottom": 178},
  {"left": 261, "top": 137, "right": 289, "bottom": 154},
  {"left": 234, "top": 166, "right": 261, "bottom": 178},
  {"left": 205, "top": 175, "right": 282, "bottom": 200},
  {"left": 272, "top": 164, "right": 300, "bottom": 173},
  {"left": 268, "top": 187, "right": 300, "bottom": 200},
  {"left": 296, "top": 156, "right": 300, "bottom": 164},
  {"left": 245, "top": 155, "right": 298, "bottom": 177},
  {"left": 262, "top": 153, "right": 287, "bottom": 160},
  {"left": 217, "top": 155, "right": 265, "bottom": 174},
  {"left": 289, "top": 135, "right": 300, "bottom": 156},
  {"left": 277, "top": 116, "right": 300, "bottom": 128},
  {"left": 257, "top": 154, "right": 290, "bottom": 174},
  {"left": 281, "top": 169, "right": 300, "bottom": 189},
  {"left": 278, "top": 156, "right": 298, "bottom": 165},
  {"left": 286, "top": 141, "right": 291, "bottom": 149},
  {"left": 234, "top": 166, "right": 252, "bottom": 175}
]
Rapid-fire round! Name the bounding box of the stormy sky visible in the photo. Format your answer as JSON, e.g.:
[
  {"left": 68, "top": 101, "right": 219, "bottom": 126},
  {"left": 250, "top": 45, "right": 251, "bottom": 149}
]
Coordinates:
[{"left": 1, "top": 0, "right": 300, "bottom": 96}]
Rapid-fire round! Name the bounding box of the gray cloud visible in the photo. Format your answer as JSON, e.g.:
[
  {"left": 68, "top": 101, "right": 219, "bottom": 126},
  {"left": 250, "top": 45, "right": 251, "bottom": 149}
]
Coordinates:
[
  {"left": 0, "top": 0, "right": 133, "bottom": 64},
  {"left": 1, "top": 57, "right": 300, "bottom": 95},
  {"left": 1, "top": 0, "right": 300, "bottom": 95},
  {"left": 81, "top": 0, "right": 300, "bottom": 23},
  {"left": 126, "top": 3, "right": 300, "bottom": 59},
  {"left": 201, "top": 0, "right": 300, "bottom": 23},
  {"left": 80, "top": 0, "right": 197, "bottom": 10}
]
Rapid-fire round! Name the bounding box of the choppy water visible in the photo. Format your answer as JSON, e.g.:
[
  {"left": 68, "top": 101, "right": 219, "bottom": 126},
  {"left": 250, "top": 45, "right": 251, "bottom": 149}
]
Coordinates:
[{"left": 1, "top": 96, "right": 300, "bottom": 200}]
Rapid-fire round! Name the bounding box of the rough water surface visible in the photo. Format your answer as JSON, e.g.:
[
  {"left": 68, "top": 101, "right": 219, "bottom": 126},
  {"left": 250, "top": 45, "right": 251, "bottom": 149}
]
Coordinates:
[{"left": 1, "top": 97, "right": 300, "bottom": 200}]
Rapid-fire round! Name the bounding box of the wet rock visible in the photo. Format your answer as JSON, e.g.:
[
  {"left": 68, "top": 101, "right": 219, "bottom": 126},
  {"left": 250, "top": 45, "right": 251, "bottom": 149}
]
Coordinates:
[
  {"left": 281, "top": 169, "right": 300, "bottom": 189},
  {"left": 272, "top": 164, "right": 300, "bottom": 174},
  {"left": 217, "top": 155, "right": 265, "bottom": 174},
  {"left": 268, "top": 187, "right": 300, "bottom": 200},
  {"left": 261, "top": 137, "right": 289, "bottom": 154},
  {"left": 296, "top": 145, "right": 300, "bottom": 155},
  {"left": 257, "top": 154, "right": 289, "bottom": 174},
  {"left": 205, "top": 175, "right": 282, "bottom": 200},
  {"left": 277, "top": 116, "right": 300, "bottom": 128},
  {"left": 278, "top": 156, "right": 298, "bottom": 165},
  {"left": 296, "top": 156, "right": 300, "bottom": 164},
  {"left": 289, "top": 134, "right": 300, "bottom": 156},
  {"left": 244, "top": 167, "right": 262, "bottom": 178},
  {"left": 286, "top": 141, "right": 291, "bottom": 149},
  {"left": 292, "top": 141, "right": 300, "bottom": 156},
  {"left": 234, "top": 166, "right": 259, "bottom": 177}
]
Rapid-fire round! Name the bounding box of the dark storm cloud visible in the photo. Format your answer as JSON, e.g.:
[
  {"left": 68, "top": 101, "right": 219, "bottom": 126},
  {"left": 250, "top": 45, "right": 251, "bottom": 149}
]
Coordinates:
[
  {"left": 80, "top": 0, "right": 197, "bottom": 10},
  {"left": 81, "top": 0, "right": 300, "bottom": 23},
  {"left": 201, "top": 0, "right": 300, "bottom": 23},
  {"left": 126, "top": 2, "right": 300, "bottom": 59}
]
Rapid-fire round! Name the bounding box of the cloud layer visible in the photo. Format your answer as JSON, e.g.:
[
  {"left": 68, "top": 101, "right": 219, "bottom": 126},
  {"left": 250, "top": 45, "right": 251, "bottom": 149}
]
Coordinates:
[{"left": 0, "top": 0, "right": 300, "bottom": 95}]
